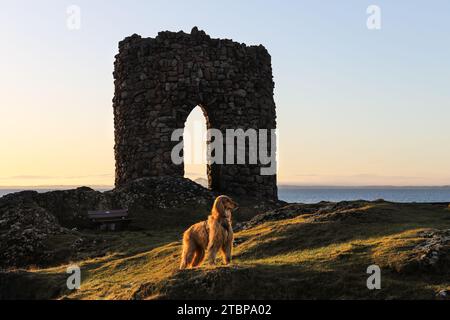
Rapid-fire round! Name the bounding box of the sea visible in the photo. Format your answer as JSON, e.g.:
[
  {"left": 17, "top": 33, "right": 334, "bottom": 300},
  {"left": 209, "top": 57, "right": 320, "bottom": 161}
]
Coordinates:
[
  {"left": 1, "top": 186, "right": 449, "bottom": 204},
  {"left": 277, "top": 187, "right": 450, "bottom": 203}
]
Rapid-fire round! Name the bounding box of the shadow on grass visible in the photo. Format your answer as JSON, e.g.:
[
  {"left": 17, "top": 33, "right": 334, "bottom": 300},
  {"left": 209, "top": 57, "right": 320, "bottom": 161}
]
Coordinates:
[
  {"left": 0, "top": 270, "right": 68, "bottom": 300},
  {"left": 136, "top": 262, "right": 437, "bottom": 300}
]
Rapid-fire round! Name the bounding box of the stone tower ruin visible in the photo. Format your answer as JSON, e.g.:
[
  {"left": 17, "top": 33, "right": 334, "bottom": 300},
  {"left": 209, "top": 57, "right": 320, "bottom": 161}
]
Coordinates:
[{"left": 113, "top": 27, "right": 278, "bottom": 200}]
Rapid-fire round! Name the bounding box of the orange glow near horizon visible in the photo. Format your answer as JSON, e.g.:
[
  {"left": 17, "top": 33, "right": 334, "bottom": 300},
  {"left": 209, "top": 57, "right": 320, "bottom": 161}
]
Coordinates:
[{"left": 1, "top": 2, "right": 450, "bottom": 188}]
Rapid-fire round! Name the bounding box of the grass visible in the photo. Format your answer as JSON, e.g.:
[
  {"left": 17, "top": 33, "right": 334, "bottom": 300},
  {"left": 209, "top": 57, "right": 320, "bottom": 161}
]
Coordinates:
[{"left": 2, "top": 201, "right": 450, "bottom": 299}]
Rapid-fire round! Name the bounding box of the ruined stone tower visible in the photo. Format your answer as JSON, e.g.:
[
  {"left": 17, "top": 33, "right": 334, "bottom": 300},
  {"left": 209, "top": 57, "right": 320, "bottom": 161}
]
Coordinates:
[{"left": 113, "top": 27, "right": 278, "bottom": 200}]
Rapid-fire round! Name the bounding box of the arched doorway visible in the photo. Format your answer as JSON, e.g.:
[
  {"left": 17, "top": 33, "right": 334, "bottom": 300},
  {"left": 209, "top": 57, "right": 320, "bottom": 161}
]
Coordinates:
[{"left": 183, "top": 106, "right": 208, "bottom": 187}]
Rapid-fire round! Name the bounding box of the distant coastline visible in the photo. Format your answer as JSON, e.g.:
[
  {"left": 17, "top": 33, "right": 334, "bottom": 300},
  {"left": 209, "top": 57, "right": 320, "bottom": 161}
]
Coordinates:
[
  {"left": 277, "top": 186, "right": 450, "bottom": 203},
  {"left": 0, "top": 186, "right": 112, "bottom": 198},
  {"left": 1, "top": 184, "right": 450, "bottom": 204},
  {"left": 0, "top": 185, "right": 113, "bottom": 191},
  {"left": 278, "top": 185, "right": 450, "bottom": 189},
  {"left": 1, "top": 184, "right": 449, "bottom": 191}
]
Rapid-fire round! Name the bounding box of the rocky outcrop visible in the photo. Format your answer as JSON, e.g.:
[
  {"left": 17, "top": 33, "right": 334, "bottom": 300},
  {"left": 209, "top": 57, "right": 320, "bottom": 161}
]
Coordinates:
[
  {"left": 389, "top": 229, "right": 450, "bottom": 275},
  {"left": 0, "top": 188, "right": 107, "bottom": 230},
  {"left": 0, "top": 177, "right": 217, "bottom": 268},
  {"left": 0, "top": 196, "right": 66, "bottom": 268},
  {"left": 415, "top": 229, "right": 450, "bottom": 270},
  {"left": 235, "top": 200, "right": 380, "bottom": 231},
  {"left": 107, "top": 176, "right": 215, "bottom": 210}
]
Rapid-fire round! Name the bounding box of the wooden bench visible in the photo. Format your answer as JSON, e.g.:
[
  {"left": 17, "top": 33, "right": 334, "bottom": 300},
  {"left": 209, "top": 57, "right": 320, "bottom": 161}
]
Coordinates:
[{"left": 87, "top": 209, "right": 131, "bottom": 231}]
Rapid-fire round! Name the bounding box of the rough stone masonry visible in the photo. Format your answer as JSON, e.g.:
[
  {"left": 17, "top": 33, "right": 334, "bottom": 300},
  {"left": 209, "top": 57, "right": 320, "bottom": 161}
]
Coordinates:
[{"left": 113, "top": 27, "right": 278, "bottom": 200}]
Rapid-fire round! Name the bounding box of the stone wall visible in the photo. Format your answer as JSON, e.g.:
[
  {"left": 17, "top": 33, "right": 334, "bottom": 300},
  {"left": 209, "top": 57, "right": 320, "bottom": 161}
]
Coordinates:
[{"left": 113, "top": 27, "right": 278, "bottom": 200}]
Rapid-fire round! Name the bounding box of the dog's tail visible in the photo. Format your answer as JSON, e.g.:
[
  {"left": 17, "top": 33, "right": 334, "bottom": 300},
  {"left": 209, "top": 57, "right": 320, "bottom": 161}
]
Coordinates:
[
  {"left": 179, "top": 231, "right": 190, "bottom": 270},
  {"left": 179, "top": 248, "right": 188, "bottom": 270}
]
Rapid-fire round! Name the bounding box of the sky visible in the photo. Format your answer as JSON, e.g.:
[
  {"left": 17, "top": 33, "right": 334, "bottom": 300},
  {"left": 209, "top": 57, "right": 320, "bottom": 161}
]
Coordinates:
[{"left": 0, "top": 0, "right": 449, "bottom": 187}]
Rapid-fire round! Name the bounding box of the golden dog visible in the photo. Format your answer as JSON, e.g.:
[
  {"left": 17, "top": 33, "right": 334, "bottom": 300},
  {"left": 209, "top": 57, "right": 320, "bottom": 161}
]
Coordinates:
[{"left": 180, "top": 195, "right": 238, "bottom": 269}]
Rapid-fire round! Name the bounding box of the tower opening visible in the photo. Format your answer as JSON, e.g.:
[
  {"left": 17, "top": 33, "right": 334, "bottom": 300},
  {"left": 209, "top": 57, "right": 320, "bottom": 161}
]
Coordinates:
[{"left": 183, "top": 106, "right": 208, "bottom": 188}]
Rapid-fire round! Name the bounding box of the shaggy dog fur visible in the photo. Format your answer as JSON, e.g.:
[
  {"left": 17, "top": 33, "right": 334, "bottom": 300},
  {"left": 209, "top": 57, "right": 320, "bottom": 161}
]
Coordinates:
[{"left": 180, "top": 195, "right": 238, "bottom": 269}]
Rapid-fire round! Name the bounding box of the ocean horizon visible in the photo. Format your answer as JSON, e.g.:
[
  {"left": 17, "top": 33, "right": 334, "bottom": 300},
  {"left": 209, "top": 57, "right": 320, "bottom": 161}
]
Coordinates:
[
  {"left": 1, "top": 185, "right": 449, "bottom": 204},
  {"left": 277, "top": 186, "right": 450, "bottom": 203}
]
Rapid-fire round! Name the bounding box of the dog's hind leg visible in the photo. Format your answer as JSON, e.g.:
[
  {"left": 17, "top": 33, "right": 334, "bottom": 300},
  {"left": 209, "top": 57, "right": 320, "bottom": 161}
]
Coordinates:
[
  {"left": 182, "top": 243, "right": 197, "bottom": 269},
  {"left": 180, "top": 230, "right": 197, "bottom": 269},
  {"left": 192, "top": 248, "right": 205, "bottom": 267}
]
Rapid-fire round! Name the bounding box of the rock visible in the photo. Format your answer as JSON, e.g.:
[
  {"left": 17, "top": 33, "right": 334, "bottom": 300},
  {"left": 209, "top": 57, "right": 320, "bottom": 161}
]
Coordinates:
[
  {"left": 436, "top": 289, "right": 450, "bottom": 299},
  {"left": 36, "top": 187, "right": 108, "bottom": 228},
  {"left": 0, "top": 202, "right": 66, "bottom": 268},
  {"left": 234, "top": 201, "right": 374, "bottom": 231},
  {"left": 413, "top": 229, "right": 450, "bottom": 269},
  {"left": 191, "top": 26, "right": 199, "bottom": 34},
  {"left": 107, "top": 176, "right": 216, "bottom": 210},
  {"left": 233, "top": 89, "right": 247, "bottom": 97}
]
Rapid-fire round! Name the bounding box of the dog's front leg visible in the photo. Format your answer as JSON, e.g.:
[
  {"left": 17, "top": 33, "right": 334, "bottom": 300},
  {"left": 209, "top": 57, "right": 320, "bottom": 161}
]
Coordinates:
[
  {"left": 206, "top": 225, "right": 220, "bottom": 265},
  {"left": 223, "top": 232, "right": 233, "bottom": 265}
]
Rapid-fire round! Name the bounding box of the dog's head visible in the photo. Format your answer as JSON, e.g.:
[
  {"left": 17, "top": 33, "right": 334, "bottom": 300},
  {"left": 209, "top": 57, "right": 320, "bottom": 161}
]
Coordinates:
[{"left": 212, "top": 195, "right": 238, "bottom": 219}]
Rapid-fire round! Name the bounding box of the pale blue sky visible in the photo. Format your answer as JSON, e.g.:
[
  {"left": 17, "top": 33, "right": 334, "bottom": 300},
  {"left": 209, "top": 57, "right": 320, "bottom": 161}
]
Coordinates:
[{"left": 1, "top": 0, "right": 449, "bottom": 186}]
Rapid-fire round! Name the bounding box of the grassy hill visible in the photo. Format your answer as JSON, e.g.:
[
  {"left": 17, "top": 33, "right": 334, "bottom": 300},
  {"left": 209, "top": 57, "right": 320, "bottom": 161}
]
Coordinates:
[{"left": 1, "top": 201, "right": 450, "bottom": 300}]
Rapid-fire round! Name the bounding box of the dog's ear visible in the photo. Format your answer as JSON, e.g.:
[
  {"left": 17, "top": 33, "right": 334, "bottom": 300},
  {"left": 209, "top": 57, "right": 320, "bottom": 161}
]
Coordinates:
[{"left": 212, "top": 196, "right": 226, "bottom": 218}]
